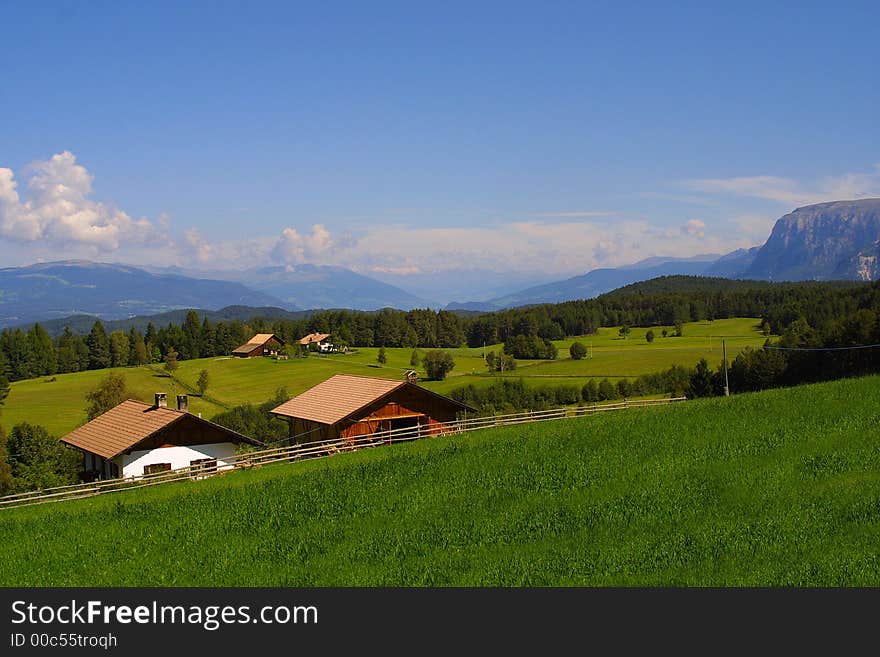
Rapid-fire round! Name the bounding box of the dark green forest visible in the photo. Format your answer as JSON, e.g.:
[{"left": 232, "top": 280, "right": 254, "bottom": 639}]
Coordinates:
[{"left": 1, "top": 276, "right": 878, "bottom": 387}]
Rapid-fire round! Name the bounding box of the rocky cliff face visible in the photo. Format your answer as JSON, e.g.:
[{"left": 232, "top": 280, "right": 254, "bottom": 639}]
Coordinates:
[{"left": 745, "top": 199, "right": 880, "bottom": 281}]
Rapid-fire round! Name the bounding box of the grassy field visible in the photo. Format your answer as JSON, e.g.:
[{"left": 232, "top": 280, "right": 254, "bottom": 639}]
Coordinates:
[
  {"left": 2, "top": 317, "right": 768, "bottom": 435},
  {"left": 1, "top": 375, "right": 879, "bottom": 586}
]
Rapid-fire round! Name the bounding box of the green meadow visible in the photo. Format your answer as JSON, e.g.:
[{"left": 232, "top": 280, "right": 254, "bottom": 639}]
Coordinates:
[
  {"left": 2, "top": 317, "right": 768, "bottom": 436},
  {"left": 1, "top": 375, "right": 878, "bottom": 586}
]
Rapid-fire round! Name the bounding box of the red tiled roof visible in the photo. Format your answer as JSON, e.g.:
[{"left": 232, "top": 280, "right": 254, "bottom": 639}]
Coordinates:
[
  {"left": 232, "top": 333, "right": 284, "bottom": 354},
  {"left": 270, "top": 374, "right": 406, "bottom": 425},
  {"left": 299, "top": 333, "right": 331, "bottom": 345},
  {"left": 60, "top": 399, "right": 260, "bottom": 459}
]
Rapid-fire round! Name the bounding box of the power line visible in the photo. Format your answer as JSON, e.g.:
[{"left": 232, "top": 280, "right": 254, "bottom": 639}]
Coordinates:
[{"left": 762, "top": 343, "right": 880, "bottom": 352}]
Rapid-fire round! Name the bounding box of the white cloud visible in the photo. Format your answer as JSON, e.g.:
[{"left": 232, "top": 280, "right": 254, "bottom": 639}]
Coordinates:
[
  {"left": 258, "top": 219, "right": 750, "bottom": 276},
  {"left": 532, "top": 211, "right": 616, "bottom": 218},
  {"left": 681, "top": 219, "right": 706, "bottom": 239},
  {"left": 0, "top": 151, "right": 170, "bottom": 251},
  {"left": 270, "top": 224, "right": 339, "bottom": 264},
  {"left": 683, "top": 164, "right": 880, "bottom": 207}
]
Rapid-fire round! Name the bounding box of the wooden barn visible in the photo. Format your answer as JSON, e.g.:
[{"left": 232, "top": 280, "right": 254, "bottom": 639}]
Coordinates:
[
  {"left": 270, "top": 374, "right": 475, "bottom": 443},
  {"left": 232, "top": 333, "right": 285, "bottom": 358},
  {"left": 60, "top": 393, "right": 263, "bottom": 480}
]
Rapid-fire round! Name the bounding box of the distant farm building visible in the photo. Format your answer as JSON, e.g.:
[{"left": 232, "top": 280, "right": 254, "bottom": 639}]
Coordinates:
[
  {"left": 299, "top": 332, "right": 334, "bottom": 353},
  {"left": 60, "top": 393, "right": 263, "bottom": 479},
  {"left": 270, "top": 374, "right": 475, "bottom": 443},
  {"left": 232, "top": 333, "right": 285, "bottom": 358}
]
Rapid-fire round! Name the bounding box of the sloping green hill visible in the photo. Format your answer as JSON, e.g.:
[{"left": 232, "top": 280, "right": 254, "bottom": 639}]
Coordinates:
[
  {"left": 2, "top": 317, "right": 768, "bottom": 435},
  {"left": 1, "top": 375, "right": 879, "bottom": 586}
]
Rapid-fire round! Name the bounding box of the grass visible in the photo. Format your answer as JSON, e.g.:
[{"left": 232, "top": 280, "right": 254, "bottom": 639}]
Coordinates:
[
  {"left": 2, "top": 318, "right": 768, "bottom": 436},
  {"left": 1, "top": 374, "right": 879, "bottom": 586}
]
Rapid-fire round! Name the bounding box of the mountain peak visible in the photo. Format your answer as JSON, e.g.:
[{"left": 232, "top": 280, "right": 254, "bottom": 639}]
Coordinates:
[{"left": 746, "top": 198, "right": 880, "bottom": 281}]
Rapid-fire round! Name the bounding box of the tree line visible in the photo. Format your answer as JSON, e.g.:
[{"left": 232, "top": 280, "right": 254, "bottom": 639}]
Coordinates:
[{"left": 1, "top": 277, "right": 878, "bottom": 383}]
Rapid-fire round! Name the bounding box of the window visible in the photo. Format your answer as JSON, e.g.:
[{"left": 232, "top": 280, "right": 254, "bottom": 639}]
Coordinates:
[
  {"left": 144, "top": 463, "right": 171, "bottom": 475},
  {"left": 190, "top": 458, "right": 217, "bottom": 475}
]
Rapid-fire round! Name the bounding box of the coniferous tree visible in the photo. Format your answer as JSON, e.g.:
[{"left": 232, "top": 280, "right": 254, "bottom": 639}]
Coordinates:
[
  {"left": 197, "top": 369, "right": 210, "bottom": 396},
  {"left": 129, "top": 327, "right": 148, "bottom": 366},
  {"left": 87, "top": 321, "right": 111, "bottom": 370},
  {"left": 182, "top": 310, "right": 202, "bottom": 360},
  {"left": 0, "top": 425, "right": 13, "bottom": 495},
  {"left": 109, "top": 330, "right": 130, "bottom": 368},
  {"left": 164, "top": 347, "right": 180, "bottom": 374},
  {"left": 200, "top": 317, "right": 217, "bottom": 358},
  {"left": 27, "top": 323, "right": 56, "bottom": 376},
  {"left": 6, "top": 423, "right": 81, "bottom": 492}
]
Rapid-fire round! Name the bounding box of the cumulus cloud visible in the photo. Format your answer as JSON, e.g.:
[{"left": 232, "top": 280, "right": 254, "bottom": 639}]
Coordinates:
[
  {"left": 257, "top": 219, "right": 750, "bottom": 276},
  {"left": 683, "top": 164, "right": 880, "bottom": 207},
  {"left": 0, "top": 151, "right": 170, "bottom": 251},
  {"left": 270, "top": 223, "right": 355, "bottom": 264},
  {"left": 681, "top": 219, "right": 706, "bottom": 238},
  {"left": 532, "top": 211, "right": 615, "bottom": 218}
]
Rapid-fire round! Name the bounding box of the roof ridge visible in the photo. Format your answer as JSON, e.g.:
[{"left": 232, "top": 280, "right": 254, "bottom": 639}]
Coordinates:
[{"left": 328, "top": 373, "right": 403, "bottom": 383}]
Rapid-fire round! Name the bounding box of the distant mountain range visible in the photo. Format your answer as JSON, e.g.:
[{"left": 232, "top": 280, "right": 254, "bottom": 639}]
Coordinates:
[
  {"left": 3, "top": 198, "right": 878, "bottom": 329},
  {"left": 446, "top": 255, "right": 721, "bottom": 311},
  {"left": 0, "top": 260, "right": 431, "bottom": 329},
  {"left": 446, "top": 198, "right": 880, "bottom": 310},
  {"left": 29, "top": 305, "right": 314, "bottom": 338},
  {"left": 147, "top": 263, "right": 430, "bottom": 312},
  {"left": 0, "top": 261, "right": 285, "bottom": 329},
  {"left": 234, "top": 265, "right": 429, "bottom": 311}
]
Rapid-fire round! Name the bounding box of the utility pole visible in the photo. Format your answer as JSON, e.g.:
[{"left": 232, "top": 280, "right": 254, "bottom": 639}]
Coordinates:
[{"left": 722, "top": 338, "right": 730, "bottom": 397}]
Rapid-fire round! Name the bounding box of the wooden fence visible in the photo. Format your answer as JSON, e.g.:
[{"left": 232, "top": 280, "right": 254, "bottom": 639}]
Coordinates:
[{"left": 0, "top": 396, "right": 686, "bottom": 511}]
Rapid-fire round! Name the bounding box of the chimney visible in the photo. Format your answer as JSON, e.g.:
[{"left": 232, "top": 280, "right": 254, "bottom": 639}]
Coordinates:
[
  {"left": 177, "top": 394, "right": 188, "bottom": 413},
  {"left": 155, "top": 393, "right": 167, "bottom": 408}
]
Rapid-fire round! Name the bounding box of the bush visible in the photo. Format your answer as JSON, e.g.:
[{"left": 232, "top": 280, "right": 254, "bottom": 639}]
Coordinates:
[
  {"left": 581, "top": 380, "right": 599, "bottom": 402},
  {"left": 504, "top": 335, "right": 558, "bottom": 360},
  {"left": 211, "top": 388, "right": 291, "bottom": 444},
  {"left": 422, "top": 350, "right": 455, "bottom": 380},
  {"left": 569, "top": 342, "right": 587, "bottom": 360},
  {"left": 646, "top": 330, "right": 655, "bottom": 343},
  {"left": 597, "top": 379, "right": 617, "bottom": 401}
]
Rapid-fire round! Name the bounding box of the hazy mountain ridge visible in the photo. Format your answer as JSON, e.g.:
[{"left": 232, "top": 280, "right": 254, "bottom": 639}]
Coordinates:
[
  {"left": 447, "top": 199, "right": 880, "bottom": 310},
  {"left": 446, "top": 257, "right": 721, "bottom": 311},
  {"left": 235, "top": 264, "right": 430, "bottom": 311},
  {"left": 744, "top": 199, "right": 880, "bottom": 281},
  {"left": 25, "top": 305, "right": 315, "bottom": 337},
  {"left": 0, "top": 261, "right": 285, "bottom": 329}
]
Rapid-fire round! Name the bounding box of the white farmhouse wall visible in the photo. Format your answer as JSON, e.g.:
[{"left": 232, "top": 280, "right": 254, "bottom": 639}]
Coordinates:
[{"left": 121, "top": 442, "right": 238, "bottom": 478}]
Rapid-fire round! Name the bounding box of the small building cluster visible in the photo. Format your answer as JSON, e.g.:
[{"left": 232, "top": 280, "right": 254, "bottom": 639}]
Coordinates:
[
  {"left": 60, "top": 373, "right": 472, "bottom": 481},
  {"left": 299, "top": 332, "right": 335, "bottom": 353}
]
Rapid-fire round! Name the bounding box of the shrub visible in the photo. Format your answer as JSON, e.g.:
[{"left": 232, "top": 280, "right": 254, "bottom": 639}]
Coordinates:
[{"left": 423, "top": 350, "right": 455, "bottom": 380}]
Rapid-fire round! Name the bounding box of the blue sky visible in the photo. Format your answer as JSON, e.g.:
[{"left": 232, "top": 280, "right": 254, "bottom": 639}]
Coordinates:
[{"left": 1, "top": 1, "right": 879, "bottom": 293}]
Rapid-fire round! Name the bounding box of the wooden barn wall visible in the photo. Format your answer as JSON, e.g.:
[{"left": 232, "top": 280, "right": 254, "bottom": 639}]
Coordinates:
[
  {"left": 133, "top": 415, "right": 242, "bottom": 451},
  {"left": 339, "top": 386, "right": 464, "bottom": 440},
  {"left": 287, "top": 418, "right": 336, "bottom": 443}
]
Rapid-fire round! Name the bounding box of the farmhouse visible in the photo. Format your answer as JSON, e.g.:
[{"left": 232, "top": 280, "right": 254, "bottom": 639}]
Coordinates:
[
  {"left": 60, "top": 393, "right": 263, "bottom": 480},
  {"left": 270, "top": 373, "right": 475, "bottom": 443},
  {"left": 299, "top": 332, "right": 334, "bottom": 352},
  {"left": 232, "top": 333, "right": 285, "bottom": 358}
]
